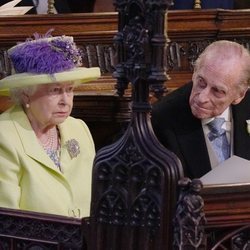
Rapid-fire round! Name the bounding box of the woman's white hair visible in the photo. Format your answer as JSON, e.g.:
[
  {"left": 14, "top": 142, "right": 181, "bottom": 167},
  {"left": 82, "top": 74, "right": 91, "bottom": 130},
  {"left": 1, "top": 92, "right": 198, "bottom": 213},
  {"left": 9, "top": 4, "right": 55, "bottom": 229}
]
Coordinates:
[{"left": 10, "top": 85, "right": 38, "bottom": 105}]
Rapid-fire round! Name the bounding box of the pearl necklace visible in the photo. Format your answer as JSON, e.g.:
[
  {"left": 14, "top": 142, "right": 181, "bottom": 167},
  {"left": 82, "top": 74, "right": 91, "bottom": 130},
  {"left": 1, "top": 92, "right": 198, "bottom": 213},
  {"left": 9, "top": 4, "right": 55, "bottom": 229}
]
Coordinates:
[
  {"left": 40, "top": 127, "right": 58, "bottom": 151},
  {"left": 39, "top": 127, "right": 61, "bottom": 170}
]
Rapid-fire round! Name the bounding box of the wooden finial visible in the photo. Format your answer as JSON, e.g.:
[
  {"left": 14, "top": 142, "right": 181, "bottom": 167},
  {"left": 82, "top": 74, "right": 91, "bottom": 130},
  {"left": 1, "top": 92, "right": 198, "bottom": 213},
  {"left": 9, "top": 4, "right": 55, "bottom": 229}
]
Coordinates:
[
  {"left": 194, "top": 0, "right": 201, "bottom": 9},
  {"left": 47, "top": 0, "right": 55, "bottom": 14}
]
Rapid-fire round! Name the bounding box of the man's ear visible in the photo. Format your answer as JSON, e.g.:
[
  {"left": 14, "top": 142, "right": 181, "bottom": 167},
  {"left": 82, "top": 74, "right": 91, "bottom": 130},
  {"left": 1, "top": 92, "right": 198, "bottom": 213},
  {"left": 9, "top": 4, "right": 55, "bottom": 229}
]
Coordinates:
[{"left": 232, "top": 88, "right": 248, "bottom": 105}]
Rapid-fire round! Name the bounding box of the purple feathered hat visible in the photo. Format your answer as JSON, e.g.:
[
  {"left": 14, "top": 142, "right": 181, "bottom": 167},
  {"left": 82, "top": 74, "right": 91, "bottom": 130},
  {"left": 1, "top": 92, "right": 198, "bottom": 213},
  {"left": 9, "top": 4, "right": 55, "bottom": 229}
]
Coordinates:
[
  {"left": 0, "top": 29, "right": 100, "bottom": 95},
  {"left": 9, "top": 29, "right": 82, "bottom": 75}
]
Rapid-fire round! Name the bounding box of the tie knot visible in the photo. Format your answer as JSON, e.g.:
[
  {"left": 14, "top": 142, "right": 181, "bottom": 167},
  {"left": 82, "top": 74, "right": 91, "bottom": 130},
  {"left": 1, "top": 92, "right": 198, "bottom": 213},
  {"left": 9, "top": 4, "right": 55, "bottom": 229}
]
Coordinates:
[{"left": 207, "top": 118, "right": 226, "bottom": 140}]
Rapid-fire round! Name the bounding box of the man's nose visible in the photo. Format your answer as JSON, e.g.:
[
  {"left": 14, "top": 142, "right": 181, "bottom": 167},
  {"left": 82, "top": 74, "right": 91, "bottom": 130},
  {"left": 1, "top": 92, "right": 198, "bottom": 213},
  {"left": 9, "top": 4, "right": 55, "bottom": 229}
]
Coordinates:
[{"left": 198, "top": 88, "right": 210, "bottom": 102}]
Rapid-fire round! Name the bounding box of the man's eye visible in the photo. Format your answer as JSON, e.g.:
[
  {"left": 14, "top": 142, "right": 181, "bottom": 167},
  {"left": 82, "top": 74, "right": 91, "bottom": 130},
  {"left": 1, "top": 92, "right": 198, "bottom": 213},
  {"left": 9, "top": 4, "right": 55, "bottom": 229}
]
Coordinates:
[
  {"left": 212, "top": 88, "right": 226, "bottom": 97},
  {"left": 198, "top": 77, "right": 205, "bottom": 87}
]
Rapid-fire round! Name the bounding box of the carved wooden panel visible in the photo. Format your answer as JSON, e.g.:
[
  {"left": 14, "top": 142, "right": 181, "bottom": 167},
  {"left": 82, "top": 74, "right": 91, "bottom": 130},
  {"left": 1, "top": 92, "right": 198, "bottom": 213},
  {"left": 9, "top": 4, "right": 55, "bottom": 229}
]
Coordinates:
[
  {"left": 0, "top": 207, "right": 87, "bottom": 249},
  {"left": 90, "top": 1, "right": 183, "bottom": 249},
  {"left": 211, "top": 225, "right": 250, "bottom": 249},
  {"left": 174, "top": 180, "right": 250, "bottom": 249},
  {"left": 173, "top": 178, "right": 207, "bottom": 249}
]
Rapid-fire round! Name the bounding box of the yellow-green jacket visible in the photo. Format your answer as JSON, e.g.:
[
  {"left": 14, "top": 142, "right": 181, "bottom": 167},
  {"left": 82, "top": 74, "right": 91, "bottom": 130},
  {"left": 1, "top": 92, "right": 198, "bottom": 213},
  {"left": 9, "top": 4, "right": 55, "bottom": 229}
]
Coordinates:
[{"left": 0, "top": 105, "right": 95, "bottom": 218}]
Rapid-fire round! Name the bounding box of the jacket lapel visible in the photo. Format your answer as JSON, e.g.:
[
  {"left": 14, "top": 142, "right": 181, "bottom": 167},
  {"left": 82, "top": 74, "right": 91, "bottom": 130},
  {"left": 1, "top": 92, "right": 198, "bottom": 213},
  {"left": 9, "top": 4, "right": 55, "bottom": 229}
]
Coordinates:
[
  {"left": 174, "top": 105, "right": 211, "bottom": 178},
  {"left": 232, "top": 90, "right": 250, "bottom": 160},
  {"left": 11, "top": 106, "right": 61, "bottom": 173},
  {"left": 176, "top": 125, "right": 211, "bottom": 178}
]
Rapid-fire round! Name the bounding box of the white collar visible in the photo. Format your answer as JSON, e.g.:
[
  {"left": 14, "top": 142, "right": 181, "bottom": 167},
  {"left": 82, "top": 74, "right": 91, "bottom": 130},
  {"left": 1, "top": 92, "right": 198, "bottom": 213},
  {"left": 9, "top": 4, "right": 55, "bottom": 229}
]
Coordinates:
[{"left": 202, "top": 107, "right": 231, "bottom": 126}]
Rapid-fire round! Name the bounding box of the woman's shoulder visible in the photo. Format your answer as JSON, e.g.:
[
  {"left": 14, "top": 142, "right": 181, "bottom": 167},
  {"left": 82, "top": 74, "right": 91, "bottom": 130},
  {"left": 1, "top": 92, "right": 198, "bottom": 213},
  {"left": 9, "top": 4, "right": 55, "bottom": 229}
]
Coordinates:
[
  {"left": 61, "top": 116, "right": 94, "bottom": 148},
  {"left": 0, "top": 106, "right": 18, "bottom": 124},
  {"left": 0, "top": 106, "right": 21, "bottom": 141},
  {"left": 64, "top": 116, "right": 88, "bottom": 127},
  {"left": 62, "top": 116, "right": 92, "bottom": 136}
]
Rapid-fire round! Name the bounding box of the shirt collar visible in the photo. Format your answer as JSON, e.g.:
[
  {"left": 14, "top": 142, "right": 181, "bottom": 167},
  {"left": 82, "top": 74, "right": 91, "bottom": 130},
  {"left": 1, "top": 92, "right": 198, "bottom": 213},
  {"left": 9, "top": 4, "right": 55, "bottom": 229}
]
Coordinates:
[{"left": 202, "top": 107, "right": 231, "bottom": 126}]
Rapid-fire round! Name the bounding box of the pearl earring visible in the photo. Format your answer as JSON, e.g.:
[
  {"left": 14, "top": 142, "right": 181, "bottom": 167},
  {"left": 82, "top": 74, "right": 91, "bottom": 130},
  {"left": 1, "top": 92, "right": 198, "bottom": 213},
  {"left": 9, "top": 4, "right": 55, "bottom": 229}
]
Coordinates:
[{"left": 26, "top": 103, "right": 30, "bottom": 108}]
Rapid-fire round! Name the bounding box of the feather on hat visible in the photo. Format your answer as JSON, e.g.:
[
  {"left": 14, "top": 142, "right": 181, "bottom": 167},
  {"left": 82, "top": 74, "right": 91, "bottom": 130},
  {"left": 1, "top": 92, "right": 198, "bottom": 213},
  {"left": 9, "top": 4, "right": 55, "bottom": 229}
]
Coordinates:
[{"left": 0, "top": 30, "right": 100, "bottom": 95}]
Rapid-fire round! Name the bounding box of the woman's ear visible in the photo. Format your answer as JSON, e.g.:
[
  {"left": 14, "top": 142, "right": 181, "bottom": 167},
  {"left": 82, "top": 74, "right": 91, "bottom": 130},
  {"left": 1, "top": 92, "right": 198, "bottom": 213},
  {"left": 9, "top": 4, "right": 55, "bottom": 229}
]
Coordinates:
[{"left": 21, "top": 91, "right": 30, "bottom": 107}]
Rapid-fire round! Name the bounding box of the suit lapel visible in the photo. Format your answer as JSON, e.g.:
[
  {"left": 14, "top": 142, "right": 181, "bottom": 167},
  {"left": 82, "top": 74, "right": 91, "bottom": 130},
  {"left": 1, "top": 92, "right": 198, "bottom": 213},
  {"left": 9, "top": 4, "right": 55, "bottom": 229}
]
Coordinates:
[
  {"left": 232, "top": 91, "right": 250, "bottom": 160},
  {"left": 177, "top": 127, "right": 211, "bottom": 178},
  {"left": 174, "top": 107, "right": 211, "bottom": 178}
]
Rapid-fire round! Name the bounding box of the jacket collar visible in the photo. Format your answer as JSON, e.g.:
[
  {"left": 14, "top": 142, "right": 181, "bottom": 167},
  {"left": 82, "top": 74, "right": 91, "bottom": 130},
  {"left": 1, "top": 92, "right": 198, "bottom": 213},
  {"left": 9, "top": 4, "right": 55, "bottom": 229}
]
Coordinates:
[{"left": 10, "top": 105, "right": 72, "bottom": 175}]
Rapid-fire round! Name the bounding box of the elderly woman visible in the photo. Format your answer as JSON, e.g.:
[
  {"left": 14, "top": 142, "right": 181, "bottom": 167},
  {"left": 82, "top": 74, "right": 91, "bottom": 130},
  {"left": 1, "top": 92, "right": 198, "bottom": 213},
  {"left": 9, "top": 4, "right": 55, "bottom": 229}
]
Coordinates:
[{"left": 0, "top": 32, "right": 100, "bottom": 218}]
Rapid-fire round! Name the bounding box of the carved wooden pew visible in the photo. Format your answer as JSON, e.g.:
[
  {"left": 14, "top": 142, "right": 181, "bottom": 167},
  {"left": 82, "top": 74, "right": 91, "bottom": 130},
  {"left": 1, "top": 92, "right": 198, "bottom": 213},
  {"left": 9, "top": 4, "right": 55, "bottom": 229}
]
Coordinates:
[
  {"left": 1, "top": 181, "right": 250, "bottom": 249},
  {"left": 174, "top": 179, "right": 250, "bottom": 249},
  {"left": 1, "top": 9, "right": 250, "bottom": 250},
  {"left": 0, "top": 207, "right": 88, "bottom": 249},
  {"left": 203, "top": 183, "right": 250, "bottom": 249}
]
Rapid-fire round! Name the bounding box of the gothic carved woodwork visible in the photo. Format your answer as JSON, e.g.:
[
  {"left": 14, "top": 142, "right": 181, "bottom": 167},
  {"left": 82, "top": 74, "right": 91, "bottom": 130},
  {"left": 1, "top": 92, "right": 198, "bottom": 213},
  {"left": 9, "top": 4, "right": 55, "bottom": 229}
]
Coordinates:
[
  {"left": 210, "top": 225, "right": 250, "bottom": 249},
  {"left": 90, "top": 0, "right": 184, "bottom": 249},
  {"left": 0, "top": 9, "right": 250, "bottom": 250},
  {"left": 0, "top": 208, "right": 87, "bottom": 249},
  {"left": 0, "top": 49, "right": 11, "bottom": 80},
  {"left": 173, "top": 178, "right": 207, "bottom": 249},
  {"left": 1, "top": 38, "right": 250, "bottom": 101},
  {"left": 48, "top": 0, "right": 55, "bottom": 14},
  {"left": 194, "top": 0, "right": 201, "bottom": 9},
  {"left": 80, "top": 44, "right": 117, "bottom": 73},
  {"left": 173, "top": 180, "right": 250, "bottom": 249}
]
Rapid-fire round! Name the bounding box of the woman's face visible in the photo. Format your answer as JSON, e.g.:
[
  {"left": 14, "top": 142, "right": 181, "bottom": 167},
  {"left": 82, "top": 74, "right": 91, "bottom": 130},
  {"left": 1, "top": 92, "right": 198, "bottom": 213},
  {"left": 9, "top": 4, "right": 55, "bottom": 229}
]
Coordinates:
[{"left": 24, "top": 82, "right": 74, "bottom": 130}]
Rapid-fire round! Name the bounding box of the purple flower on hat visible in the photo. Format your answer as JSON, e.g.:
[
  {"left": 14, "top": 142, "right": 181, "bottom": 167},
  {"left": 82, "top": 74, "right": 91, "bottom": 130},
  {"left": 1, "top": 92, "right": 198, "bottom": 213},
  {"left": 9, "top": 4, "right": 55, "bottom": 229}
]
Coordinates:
[{"left": 9, "top": 31, "right": 83, "bottom": 75}]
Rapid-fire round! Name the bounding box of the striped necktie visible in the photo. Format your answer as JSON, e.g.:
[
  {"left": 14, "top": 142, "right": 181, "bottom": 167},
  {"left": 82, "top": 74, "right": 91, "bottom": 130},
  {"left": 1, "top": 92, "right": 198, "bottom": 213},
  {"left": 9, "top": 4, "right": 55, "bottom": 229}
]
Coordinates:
[{"left": 207, "top": 118, "right": 230, "bottom": 163}]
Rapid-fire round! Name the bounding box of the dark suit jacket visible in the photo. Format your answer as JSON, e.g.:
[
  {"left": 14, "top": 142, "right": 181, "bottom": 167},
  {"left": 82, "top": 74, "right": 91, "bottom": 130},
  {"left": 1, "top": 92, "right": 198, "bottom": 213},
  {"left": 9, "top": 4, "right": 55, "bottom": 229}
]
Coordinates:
[{"left": 151, "top": 82, "right": 250, "bottom": 179}]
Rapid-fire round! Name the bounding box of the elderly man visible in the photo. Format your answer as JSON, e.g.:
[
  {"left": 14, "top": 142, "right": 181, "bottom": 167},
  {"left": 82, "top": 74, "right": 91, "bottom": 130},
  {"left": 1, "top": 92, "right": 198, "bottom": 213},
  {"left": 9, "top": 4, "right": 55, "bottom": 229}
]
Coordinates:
[{"left": 151, "top": 40, "right": 250, "bottom": 179}]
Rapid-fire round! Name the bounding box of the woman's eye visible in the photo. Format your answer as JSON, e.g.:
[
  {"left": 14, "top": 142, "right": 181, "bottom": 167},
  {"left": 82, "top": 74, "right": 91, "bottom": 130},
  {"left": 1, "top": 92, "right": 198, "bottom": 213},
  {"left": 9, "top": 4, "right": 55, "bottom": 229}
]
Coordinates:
[
  {"left": 47, "top": 85, "right": 74, "bottom": 95},
  {"left": 66, "top": 86, "right": 74, "bottom": 93},
  {"left": 49, "top": 87, "right": 61, "bottom": 95}
]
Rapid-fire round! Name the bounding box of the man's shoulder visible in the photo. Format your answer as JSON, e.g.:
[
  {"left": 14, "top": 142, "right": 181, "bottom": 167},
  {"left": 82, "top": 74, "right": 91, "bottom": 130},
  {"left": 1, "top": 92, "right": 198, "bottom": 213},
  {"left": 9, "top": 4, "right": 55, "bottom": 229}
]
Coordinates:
[
  {"left": 236, "top": 88, "right": 250, "bottom": 108},
  {"left": 244, "top": 88, "right": 250, "bottom": 100},
  {"left": 152, "top": 82, "right": 192, "bottom": 110}
]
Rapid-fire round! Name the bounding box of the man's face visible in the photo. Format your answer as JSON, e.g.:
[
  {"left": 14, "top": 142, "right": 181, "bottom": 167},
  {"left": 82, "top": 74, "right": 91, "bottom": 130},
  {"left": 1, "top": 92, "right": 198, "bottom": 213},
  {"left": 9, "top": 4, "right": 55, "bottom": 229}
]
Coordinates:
[{"left": 189, "top": 59, "right": 246, "bottom": 119}]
